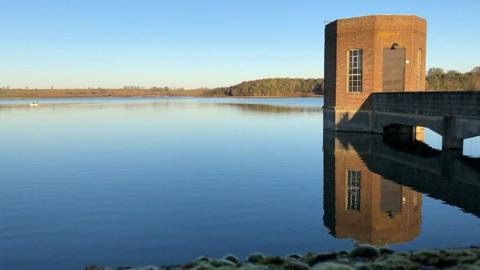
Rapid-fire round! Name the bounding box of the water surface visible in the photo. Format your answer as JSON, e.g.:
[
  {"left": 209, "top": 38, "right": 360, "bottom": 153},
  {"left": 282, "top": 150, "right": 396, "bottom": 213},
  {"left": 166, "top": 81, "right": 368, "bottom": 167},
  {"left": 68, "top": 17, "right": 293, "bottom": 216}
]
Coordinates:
[{"left": 1, "top": 97, "right": 479, "bottom": 270}]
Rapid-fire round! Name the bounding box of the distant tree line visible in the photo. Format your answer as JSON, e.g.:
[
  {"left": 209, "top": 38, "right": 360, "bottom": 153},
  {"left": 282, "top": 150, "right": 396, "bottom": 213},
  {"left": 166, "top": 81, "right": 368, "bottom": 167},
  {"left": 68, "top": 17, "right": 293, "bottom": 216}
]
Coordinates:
[
  {"left": 203, "top": 78, "right": 324, "bottom": 97},
  {"left": 426, "top": 67, "right": 480, "bottom": 91}
]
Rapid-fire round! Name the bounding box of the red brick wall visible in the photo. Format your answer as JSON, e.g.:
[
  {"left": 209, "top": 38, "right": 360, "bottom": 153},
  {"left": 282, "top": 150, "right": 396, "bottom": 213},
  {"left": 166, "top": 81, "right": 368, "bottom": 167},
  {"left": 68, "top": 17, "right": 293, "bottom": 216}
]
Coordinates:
[{"left": 324, "top": 15, "right": 427, "bottom": 111}]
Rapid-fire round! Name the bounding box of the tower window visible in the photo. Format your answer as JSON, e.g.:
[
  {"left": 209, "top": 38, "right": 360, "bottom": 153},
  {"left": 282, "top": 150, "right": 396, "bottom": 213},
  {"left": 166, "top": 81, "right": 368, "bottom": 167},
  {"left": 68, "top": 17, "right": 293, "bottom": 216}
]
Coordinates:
[
  {"left": 348, "top": 49, "right": 363, "bottom": 93},
  {"left": 346, "top": 170, "right": 361, "bottom": 210}
]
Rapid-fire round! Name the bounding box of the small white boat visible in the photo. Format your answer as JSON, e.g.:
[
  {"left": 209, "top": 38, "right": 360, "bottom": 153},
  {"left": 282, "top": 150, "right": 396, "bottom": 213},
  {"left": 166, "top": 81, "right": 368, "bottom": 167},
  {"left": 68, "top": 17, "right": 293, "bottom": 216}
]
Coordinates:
[{"left": 29, "top": 102, "right": 39, "bottom": 107}]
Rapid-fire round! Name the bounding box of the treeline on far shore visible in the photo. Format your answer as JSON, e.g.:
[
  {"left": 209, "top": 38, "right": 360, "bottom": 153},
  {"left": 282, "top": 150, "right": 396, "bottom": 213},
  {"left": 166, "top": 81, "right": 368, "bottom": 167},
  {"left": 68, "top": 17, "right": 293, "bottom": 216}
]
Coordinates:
[
  {"left": 203, "top": 78, "right": 324, "bottom": 97},
  {"left": 427, "top": 66, "right": 480, "bottom": 91},
  {"left": 0, "top": 78, "right": 324, "bottom": 99},
  {"left": 1, "top": 68, "right": 480, "bottom": 99}
]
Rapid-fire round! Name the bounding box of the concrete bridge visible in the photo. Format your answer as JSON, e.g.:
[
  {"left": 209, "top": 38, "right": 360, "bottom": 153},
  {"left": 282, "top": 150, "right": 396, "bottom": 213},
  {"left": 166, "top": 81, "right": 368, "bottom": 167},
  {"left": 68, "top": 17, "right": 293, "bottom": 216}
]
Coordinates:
[
  {"left": 372, "top": 91, "right": 480, "bottom": 151},
  {"left": 327, "top": 90, "right": 480, "bottom": 152}
]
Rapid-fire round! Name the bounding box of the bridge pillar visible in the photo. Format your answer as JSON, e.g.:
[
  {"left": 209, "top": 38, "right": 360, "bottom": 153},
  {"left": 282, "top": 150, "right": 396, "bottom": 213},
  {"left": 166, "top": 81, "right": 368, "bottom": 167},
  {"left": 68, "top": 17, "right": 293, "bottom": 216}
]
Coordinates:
[
  {"left": 442, "top": 117, "right": 464, "bottom": 151},
  {"left": 442, "top": 137, "right": 463, "bottom": 151}
]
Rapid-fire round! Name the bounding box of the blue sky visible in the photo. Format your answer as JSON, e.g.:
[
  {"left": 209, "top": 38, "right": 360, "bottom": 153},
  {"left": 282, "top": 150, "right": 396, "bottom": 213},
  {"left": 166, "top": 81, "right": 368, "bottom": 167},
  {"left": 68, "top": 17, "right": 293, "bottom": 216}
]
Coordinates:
[{"left": 1, "top": 0, "right": 479, "bottom": 89}]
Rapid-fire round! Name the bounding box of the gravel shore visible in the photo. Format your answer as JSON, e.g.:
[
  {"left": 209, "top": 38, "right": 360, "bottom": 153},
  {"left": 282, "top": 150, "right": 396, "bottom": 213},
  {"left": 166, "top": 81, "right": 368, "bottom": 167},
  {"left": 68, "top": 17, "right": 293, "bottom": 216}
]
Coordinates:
[{"left": 85, "top": 245, "right": 480, "bottom": 270}]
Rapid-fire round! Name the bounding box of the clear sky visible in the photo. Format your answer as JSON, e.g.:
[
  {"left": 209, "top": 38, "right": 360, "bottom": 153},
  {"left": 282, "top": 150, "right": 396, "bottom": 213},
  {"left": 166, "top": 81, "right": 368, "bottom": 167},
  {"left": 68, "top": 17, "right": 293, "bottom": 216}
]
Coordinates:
[{"left": 1, "top": 0, "right": 479, "bottom": 89}]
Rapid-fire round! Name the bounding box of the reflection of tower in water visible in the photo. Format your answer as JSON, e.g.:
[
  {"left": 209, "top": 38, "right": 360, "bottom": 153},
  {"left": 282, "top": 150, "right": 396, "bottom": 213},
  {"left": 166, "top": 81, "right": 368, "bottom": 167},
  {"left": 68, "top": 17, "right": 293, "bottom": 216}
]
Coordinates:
[{"left": 323, "top": 132, "right": 422, "bottom": 245}]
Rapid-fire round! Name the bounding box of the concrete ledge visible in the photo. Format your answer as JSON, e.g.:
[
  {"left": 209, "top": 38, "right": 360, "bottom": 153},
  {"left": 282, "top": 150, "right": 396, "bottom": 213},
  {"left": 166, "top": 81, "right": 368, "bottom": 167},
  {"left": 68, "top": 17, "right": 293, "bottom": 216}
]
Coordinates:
[{"left": 324, "top": 108, "right": 374, "bottom": 132}]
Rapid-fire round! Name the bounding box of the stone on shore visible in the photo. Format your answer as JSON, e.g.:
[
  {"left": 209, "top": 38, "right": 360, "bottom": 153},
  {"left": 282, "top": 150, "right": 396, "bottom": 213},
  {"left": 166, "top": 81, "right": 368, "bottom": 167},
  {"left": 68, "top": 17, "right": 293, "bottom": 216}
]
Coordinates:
[
  {"left": 287, "top": 253, "right": 303, "bottom": 260},
  {"left": 312, "top": 262, "right": 353, "bottom": 270},
  {"left": 372, "top": 254, "right": 416, "bottom": 270},
  {"left": 349, "top": 245, "right": 380, "bottom": 259},
  {"left": 305, "top": 252, "right": 338, "bottom": 266},
  {"left": 247, "top": 253, "right": 265, "bottom": 263},
  {"left": 223, "top": 255, "right": 241, "bottom": 264}
]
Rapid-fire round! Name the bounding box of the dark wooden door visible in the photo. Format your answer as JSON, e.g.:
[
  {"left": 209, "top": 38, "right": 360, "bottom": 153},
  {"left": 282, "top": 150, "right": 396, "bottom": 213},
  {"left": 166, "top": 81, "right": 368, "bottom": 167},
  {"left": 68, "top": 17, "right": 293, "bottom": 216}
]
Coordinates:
[{"left": 383, "top": 48, "right": 405, "bottom": 92}]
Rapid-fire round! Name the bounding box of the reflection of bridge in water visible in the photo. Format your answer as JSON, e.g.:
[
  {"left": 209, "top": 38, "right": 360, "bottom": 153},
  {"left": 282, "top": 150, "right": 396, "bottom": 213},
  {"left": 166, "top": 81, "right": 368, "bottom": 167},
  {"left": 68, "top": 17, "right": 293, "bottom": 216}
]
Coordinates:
[{"left": 323, "top": 131, "right": 480, "bottom": 245}]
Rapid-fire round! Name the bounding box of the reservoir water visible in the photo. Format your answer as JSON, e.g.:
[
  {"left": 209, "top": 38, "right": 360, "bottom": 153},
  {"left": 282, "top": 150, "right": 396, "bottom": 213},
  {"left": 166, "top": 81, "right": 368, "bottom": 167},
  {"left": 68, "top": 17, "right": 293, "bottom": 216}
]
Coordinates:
[{"left": 1, "top": 97, "right": 479, "bottom": 270}]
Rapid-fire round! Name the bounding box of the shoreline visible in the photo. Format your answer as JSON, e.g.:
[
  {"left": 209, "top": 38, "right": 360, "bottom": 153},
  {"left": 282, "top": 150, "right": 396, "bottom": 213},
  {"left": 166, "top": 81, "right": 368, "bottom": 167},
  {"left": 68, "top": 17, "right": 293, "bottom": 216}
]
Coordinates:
[
  {"left": 85, "top": 246, "right": 480, "bottom": 270},
  {"left": 0, "top": 94, "right": 323, "bottom": 100},
  {"left": 0, "top": 96, "right": 324, "bottom": 109},
  {"left": 0, "top": 95, "right": 323, "bottom": 100}
]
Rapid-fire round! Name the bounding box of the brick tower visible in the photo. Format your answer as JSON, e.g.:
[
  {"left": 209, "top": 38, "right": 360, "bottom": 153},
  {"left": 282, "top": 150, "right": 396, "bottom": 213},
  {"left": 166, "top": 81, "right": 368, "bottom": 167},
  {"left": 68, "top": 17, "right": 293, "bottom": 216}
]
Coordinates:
[{"left": 323, "top": 15, "right": 427, "bottom": 132}]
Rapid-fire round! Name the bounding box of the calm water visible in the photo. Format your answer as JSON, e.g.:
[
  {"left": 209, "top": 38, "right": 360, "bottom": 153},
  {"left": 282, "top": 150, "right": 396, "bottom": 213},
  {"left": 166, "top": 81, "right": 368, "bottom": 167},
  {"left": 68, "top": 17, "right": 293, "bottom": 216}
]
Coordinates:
[{"left": 1, "top": 97, "right": 479, "bottom": 270}]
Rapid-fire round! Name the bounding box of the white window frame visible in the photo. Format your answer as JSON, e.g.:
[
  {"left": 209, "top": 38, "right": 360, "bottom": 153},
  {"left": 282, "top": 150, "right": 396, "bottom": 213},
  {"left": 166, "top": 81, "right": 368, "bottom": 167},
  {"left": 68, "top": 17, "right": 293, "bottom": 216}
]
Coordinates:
[
  {"left": 346, "top": 169, "right": 361, "bottom": 211},
  {"left": 348, "top": 49, "right": 363, "bottom": 93}
]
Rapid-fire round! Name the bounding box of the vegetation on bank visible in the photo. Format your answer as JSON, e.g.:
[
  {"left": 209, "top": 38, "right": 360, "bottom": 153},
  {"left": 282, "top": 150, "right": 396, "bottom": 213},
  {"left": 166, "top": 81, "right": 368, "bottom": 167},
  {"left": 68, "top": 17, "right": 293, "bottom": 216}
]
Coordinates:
[
  {"left": 0, "top": 87, "right": 207, "bottom": 99},
  {"left": 203, "top": 78, "right": 324, "bottom": 97},
  {"left": 3, "top": 66, "right": 480, "bottom": 99},
  {"left": 427, "top": 66, "right": 480, "bottom": 91},
  {"left": 85, "top": 245, "right": 480, "bottom": 270},
  {"left": 0, "top": 78, "right": 324, "bottom": 99}
]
